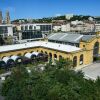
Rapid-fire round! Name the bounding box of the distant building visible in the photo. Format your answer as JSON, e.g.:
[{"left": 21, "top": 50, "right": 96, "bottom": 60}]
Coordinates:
[
  {"left": 20, "top": 30, "right": 42, "bottom": 40},
  {"left": 17, "top": 23, "right": 52, "bottom": 34},
  {"left": 95, "top": 24, "right": 100, "bottom": 32},
  {"left": 61, "top": 24, "right": 71, "bottom": 32},
  {"left": 65, "top": 14, "right": 73, "bottom": 20},
  {"left": 71, "top": 20, "right": 83, "bottom": 25},
  {"left": 53, "top": 22, "right": 95, "bottom": 33},
  {"left": 0, "top": 10, "right": 3, "bottom": 24},
  {"left": 5, "top": 10, "right": 10, "bottom": 24},
  {"left": 53, "top": 25, "right": 61, "bottom": 32},
  {"left": 0, "top": 24, "right": 14, "bottom": 36}
]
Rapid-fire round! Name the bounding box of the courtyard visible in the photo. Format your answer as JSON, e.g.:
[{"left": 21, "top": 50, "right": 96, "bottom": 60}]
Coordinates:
[{"left": 80, "top": 62, "right": 100, "bottom": 80}]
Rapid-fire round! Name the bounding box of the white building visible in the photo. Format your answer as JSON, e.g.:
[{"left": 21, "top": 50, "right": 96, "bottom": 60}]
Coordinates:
[
  {"left": 53, "top": 25, "right": 61, "bottom": 32},
  {"left": 0, "top": 24, "right": 14, "bottom": 36},
  {"left": 17, "top": 23, "right": 52, "bottom": 34},
  {"left": 65, "top": 14, "right": 74, "bottom": 20},
  {"left": 61, "top": 24, "right": 71, "bottom": 32},
  {"left": 71, "top": 20, "right": 83, "bottom": 25},
  {"left": 95, "top": 24, "right": 100, "bottom": 32}
]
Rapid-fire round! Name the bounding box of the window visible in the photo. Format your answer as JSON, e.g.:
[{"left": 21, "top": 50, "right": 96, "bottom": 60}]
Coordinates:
[
  {"left": 59, "top": 55, "right": 62, "bottom": 60},
  {"left": 29, "top": 25, "right": 33, "bottom": 30},
  {"left": 80, "top": 54, "right": 83, "bottom": 65},
  {"left": 23, "top": 52, "right": 27, "bottom": 55},
  {"left": 30, "top": 51, "right": 34, "bottom": 53},
  {"left": 49, "top": 53, "right": 52, "bottom": 59},
  {"left": 93, "top": 42, "right": 99, "bottom": 56},
  {"left": 54, "top": 54, "right": 57, "bottom": 59},
  {"left": 17, "top": 53, "right": 22, "bottom": 56},
  {"left": 25, "top": 26, "right": 28, "bottom": 30},
  {"left": 41, "top": 50, "right": 43, "bottom": 53},
  {"left": 83, "top": 45, "right": 85, "bottom": 48},
  {"left": 45, "top": 51, "right": 47, "bottom": 54},
  {"left": 21, "top": 26, "right": 24, "bottom": 30},
  {"left": 73, "top": 56, "right": 77, "bottom": 67}
]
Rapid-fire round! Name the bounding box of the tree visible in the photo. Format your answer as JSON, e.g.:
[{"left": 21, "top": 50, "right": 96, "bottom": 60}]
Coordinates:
[
  {"left": 1, "top": 60, "right": 100, "bottom": 100},
  {"left": 0, "top": 35, "right": 5, "bottom": 45}
]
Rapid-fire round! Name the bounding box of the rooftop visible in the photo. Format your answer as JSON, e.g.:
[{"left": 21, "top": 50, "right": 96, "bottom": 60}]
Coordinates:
[
  {"left": 0, "top": 24, "right": 14, "bottom": 27},
  {"left": 48, "top": 33, "right": 95, "bottom": 43},
  {"left": 20, "top": 23, "right": 52, "bottom": 26},
  {"left": 0, "top": 41, "right": 81, "bottom": 53}
]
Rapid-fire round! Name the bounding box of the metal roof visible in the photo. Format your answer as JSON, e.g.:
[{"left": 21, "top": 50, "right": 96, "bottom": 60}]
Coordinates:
[
  {"left": 48, "top": 33, "right": 95, "bottom": 43},
  {"left": 82, "top": 35, "right": 95, "bottom": 41}
]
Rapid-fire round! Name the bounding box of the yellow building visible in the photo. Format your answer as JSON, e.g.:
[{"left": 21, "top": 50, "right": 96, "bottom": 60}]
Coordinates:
[{"left": 0, "top": 33, "right": 100, "bottom": 68}]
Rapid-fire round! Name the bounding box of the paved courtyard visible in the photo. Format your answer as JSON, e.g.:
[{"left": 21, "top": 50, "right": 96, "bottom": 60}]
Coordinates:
[{"left": 80, "top": 62, "right": 100, "bottom": 80}]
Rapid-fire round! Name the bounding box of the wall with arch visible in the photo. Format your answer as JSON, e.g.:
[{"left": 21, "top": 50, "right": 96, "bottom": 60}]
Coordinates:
[
  {"left": 0, "top": 45, "right": 87, "bottom": 68},
  {"left": 80, "top": 36, "right": 100, "bottom": 64}
]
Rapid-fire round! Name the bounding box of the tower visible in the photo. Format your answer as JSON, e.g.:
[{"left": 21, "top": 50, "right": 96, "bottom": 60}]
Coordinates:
[
  {"left": 5, "top": 10, "right": 10, "bottom": 24},
  {"left": 0, "top": 10, "right": 3, "bottom": 24}
]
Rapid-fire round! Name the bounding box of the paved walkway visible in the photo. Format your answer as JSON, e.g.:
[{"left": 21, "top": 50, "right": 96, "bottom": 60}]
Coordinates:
[{"left": 79, "top": 62, "right": 100, "bottom": 80}]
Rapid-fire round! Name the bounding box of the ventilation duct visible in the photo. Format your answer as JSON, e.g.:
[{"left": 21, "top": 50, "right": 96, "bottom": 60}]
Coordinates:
[
  {"left": 0, "top": 59, "right": 6, "bottom": 68},
  {"left": 10, "top": 55, "right": 22, "bottom": 64},
  {"left": 2, "top": 57, "right": 15, "bottom": 67},
  {"left": 25, "top": 53, "right": 36, "bottom": 60}
]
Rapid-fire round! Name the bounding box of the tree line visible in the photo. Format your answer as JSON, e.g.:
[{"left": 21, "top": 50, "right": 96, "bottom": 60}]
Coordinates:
[{"left": 12, "top": 15, "right": 94, "bottom": 24}]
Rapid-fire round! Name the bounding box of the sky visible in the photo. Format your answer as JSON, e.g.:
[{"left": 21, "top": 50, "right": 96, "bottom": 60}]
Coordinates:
[{"left": 0, "top": 0, "right": 100, "bottom": 20}]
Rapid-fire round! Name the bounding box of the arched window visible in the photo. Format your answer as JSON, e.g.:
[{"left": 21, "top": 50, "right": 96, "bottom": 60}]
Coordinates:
[
  {"left": 49, "top": 53, "right": 52, "bottom": 59},
  {"left": 25, "top": 26, "right": 28, "bottom": 30},
  {"left": 45, "top": 51, "right": 47, "bottom": 54},
  {"left": 21, "top": 26, "right": 24, "bottom": 30},
  {"left": 10, "top": 55, "right": 13, "bottom": 57},
  {"left": 2, "top": 56, "right": 6, "bottom": 59},
  {"left": 80, "top": 54, "right": 83, "bottom": 65},
  {"left": 59, "top": 55, "right": 62, "bottom": 60},
  {"left": 29, "top": 25, "right": 33, "bottom": 30},
  {"left": 41, "top": 50, "right": 43, "bottom": 53},
  {"left": 17, "top": 53, "right": 22, "bottom": 56},
  {"left": 30, "top": 51, "right": 34, "bottom": 53},
  {"left": 23, "top": 52, "right": 27, "bottom": 56},
  {"left": 93, "top": 42, "right": 99, "bottom": 56},
  {"left": 73, "top": 56, "right": 77, "bottom": 67},
  {"left": 54, "top": 54, "right": 57, "bottom": 59}
]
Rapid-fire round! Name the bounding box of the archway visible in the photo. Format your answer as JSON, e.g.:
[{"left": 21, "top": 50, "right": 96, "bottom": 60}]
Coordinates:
[
  {"left": 73, "top": 56, "right": 77, "bottom": 67},
  {"left": 59, "top": 55, "right": 63, "bottom": 60},
  {"left": 49, "top": 53, "right": 52, "bottom": 60},
  {"left": 41, "top": 50, "right": 43, "bottom": 53},
  {"left": 54, "top": 54, "right": 57, "bottom": 60},
  {"left": 17, "top": 53, "right": 22, "bottom": 56},
  {"left": 29, "top": 25, "right": 33, "bottom": 30},
  {"left": 23, "top": 52, "right": 28, "bottom": 56},
  {"left": 80, "top": 54, "right": 83, "bottom": 65},
  {"left": 25, "top": 26, "right": 28, "bottom": 30},
  {"left": 45, "top": 51, "right": 47, "bottom": 54},
  {"left": 93, "top": 42, "right": 99, "bottom": 61}
]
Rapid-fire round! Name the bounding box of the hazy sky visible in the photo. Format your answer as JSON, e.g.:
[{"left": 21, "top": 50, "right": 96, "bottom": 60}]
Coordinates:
[{"left": 0, "top": 0, "right": 100, "bottom": 20}]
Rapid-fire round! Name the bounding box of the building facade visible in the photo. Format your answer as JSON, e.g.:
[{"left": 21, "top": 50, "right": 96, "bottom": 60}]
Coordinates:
[
  {"left": 0, "top": 24, "right": 14, "bottom": 36},
  {"left": 0, "top": 33, "right": 100, "bottom": 68},
  {"left": 17, "top": 23, "right": 52, "bottom": 34},
  {"left": 95, "top": 24, "right": 100, "bottom": 32}
]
